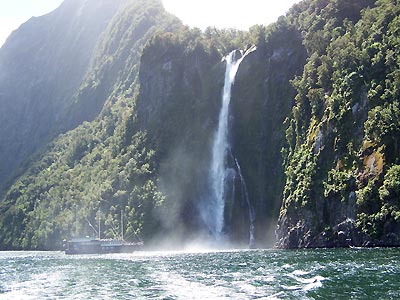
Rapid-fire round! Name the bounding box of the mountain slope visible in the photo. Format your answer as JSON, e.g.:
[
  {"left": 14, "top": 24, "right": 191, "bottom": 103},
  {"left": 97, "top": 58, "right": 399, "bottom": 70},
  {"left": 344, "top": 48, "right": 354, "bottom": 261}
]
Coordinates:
[
  {"left": 0, "top": 0, "right": 183, "bottom": 250},
  {"left": 0, "top": 0, "right": 125, "bottom": 187}
]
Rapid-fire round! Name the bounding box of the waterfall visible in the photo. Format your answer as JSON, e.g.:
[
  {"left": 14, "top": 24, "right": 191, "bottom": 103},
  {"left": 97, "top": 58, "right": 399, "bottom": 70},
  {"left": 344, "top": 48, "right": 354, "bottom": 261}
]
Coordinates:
[
  {"left": 202, "top": 46, "right": 256, "bottom": 243},
  {"left": 234, "top": 158, "right": 255, "bottom": 247}
]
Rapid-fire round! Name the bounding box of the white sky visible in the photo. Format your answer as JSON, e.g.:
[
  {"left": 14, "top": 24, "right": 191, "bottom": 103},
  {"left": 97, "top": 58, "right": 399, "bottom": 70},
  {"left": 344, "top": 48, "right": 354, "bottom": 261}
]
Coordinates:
[
  {"left": 163, "top": 0, "right": 301, "bottom": 29},
  {"left": 0, "top": 0, "right": 301, "bottom": 47}
]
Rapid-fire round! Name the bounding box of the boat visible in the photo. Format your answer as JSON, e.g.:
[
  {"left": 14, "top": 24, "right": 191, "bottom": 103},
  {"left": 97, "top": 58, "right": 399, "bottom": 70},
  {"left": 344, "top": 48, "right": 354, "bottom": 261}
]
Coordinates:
[
  {"left": 64, "top": 209, "right": 143, "bottom": 255},
  {"left": 64, "top": 238, "right": 143, "bottom": 255}
]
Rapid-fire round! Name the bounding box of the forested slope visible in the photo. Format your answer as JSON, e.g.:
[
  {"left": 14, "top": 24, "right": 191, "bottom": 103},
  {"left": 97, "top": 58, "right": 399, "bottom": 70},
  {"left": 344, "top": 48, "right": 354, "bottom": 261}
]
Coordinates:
[
  {"left": 0, "top": 0, "right": 183, "bottom": 250},
  {"left": 0, "top": 0, "right": 124, "bottom": 186},
  {"left": 277, "top": 0, "right": 400, "bottom": 248}
]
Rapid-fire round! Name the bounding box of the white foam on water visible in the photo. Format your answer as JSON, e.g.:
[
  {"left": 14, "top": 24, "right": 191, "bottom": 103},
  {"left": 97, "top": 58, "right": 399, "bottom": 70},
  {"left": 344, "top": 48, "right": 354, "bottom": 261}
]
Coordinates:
[
  {"left": 153, "top": 271, "right": 231, "bottom": 300},
  {"left": 292, "top": 269, "right": 310, "bottom": 276}
]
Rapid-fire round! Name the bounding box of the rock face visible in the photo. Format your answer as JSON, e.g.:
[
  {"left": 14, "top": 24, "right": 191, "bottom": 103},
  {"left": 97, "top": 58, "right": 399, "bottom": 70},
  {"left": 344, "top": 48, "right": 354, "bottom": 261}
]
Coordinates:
[
  {"left": 136, "top": 30, "right": 224, "bottom": 238},
  {"left": 230, "top": 24, "right": 307, "bottom": 245}
]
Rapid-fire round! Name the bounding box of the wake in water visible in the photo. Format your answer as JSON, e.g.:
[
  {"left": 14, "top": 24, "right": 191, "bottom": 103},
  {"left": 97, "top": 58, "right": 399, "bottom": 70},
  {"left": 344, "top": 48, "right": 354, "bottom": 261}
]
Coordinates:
[
  {"left": 200, "top": 46, "right": 256, "bottom": 246},
  {"left": 2, "top": 249, "right": 399, "bottom": 299}
]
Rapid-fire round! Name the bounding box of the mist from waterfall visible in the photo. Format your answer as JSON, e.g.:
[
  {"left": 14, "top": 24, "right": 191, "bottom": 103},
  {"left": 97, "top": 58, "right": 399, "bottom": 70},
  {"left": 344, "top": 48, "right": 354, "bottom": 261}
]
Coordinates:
[{"left": 200, "top": 46, "right": 256, "bottom": 245}]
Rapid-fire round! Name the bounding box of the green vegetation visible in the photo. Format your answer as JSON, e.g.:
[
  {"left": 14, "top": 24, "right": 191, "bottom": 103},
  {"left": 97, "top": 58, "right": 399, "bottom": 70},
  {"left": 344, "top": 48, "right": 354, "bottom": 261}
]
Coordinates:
[
  {"left": 0, "top": 0, "right": 181, "bottom": 250},
  {"left": 0, "top": 95, "right": 164, "bottom": 250},
  {"left": 278, "top": 0, "right": 400, "bottom": 247}
]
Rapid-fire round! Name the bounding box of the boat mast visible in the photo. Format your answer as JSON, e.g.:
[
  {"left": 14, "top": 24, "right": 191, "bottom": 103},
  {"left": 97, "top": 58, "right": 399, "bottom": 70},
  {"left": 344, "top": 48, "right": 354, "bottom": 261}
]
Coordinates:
[
  {"left": 98, "top": 209, "right": 101, "bottom": 240},
  {"left": 121, "top": 209, "right": 124, "bottom": 241}
]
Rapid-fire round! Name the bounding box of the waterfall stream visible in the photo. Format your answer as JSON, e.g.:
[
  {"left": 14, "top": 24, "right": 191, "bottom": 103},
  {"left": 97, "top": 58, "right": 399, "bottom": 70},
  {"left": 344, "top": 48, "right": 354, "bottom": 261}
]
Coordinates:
[
  {"left": 202, "top": 46, "right": 256, "bottom": 245},
  {"left": 234, "top": 158, "right": 255, "bottom": 247}
]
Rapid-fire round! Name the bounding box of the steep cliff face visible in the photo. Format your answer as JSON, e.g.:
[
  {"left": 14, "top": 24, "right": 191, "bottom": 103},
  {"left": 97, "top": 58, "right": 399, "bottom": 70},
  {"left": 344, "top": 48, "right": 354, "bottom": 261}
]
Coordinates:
[
  {"left": 230, "top": 23, "right": 307, "bottom": 245},
  {"left": 276, "top": 0, "right": 400, "bottom": 248},
  {"left": 0, "top": 0, "right": 124, "bottom": 187},
  {"left": 137, "top": 29, "right": 225, "bottom": 240},
  {"left": 62, "top": 0, "right": 182, "bottom": 130}
]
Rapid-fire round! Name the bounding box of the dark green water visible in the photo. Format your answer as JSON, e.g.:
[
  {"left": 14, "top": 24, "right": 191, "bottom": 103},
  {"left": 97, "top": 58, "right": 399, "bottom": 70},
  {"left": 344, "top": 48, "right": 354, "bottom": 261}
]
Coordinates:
[{"left": 0, "top": 248, "right": 399, "bottom": 299}]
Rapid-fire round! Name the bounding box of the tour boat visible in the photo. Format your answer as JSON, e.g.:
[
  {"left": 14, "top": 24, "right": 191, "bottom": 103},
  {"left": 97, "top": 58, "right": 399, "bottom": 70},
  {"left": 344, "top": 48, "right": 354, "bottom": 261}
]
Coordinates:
[
  {"left": 64, "top": 237, "right": 143, "bottom": 255},
  {"left": 65, "top": 209, "right": 143, "bottom": 254}
]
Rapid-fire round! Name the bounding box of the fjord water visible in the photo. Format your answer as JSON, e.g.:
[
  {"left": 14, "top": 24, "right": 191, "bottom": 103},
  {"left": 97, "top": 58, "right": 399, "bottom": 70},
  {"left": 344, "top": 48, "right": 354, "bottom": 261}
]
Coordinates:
[{"left": 1, "top": 248, "right": 399, "bottom": 299}]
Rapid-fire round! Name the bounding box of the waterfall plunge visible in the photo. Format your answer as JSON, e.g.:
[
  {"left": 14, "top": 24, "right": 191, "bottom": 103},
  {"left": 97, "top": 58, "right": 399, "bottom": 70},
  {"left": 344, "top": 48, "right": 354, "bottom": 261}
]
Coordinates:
[{"left": 202, "top": 46, "right": 256, "bottom": 245}]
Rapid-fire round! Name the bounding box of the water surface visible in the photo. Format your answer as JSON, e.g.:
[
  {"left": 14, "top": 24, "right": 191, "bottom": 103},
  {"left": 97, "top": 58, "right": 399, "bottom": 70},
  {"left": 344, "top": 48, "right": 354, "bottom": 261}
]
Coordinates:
[{"left": 1, "top": 248, "right": 399, "bottom": 299}]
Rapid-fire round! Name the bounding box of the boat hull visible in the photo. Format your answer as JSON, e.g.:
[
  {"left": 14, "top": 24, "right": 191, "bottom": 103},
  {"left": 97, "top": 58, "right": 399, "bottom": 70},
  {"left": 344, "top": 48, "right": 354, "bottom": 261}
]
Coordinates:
[{"left": 65, "top": 238, "right": 143, "bottom": 255}]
